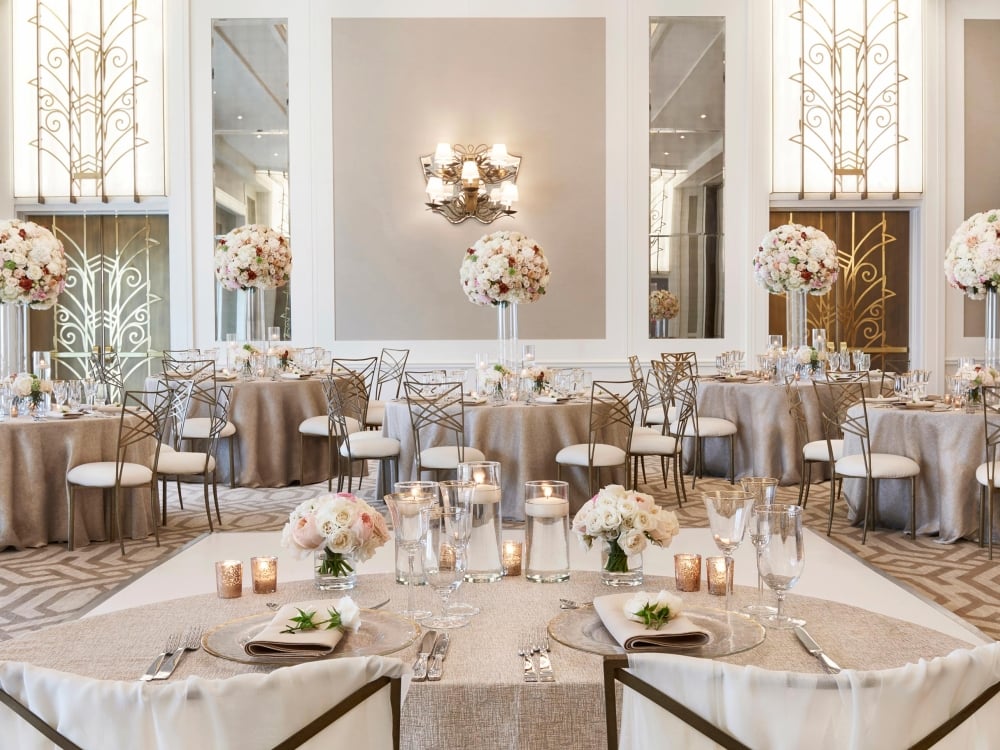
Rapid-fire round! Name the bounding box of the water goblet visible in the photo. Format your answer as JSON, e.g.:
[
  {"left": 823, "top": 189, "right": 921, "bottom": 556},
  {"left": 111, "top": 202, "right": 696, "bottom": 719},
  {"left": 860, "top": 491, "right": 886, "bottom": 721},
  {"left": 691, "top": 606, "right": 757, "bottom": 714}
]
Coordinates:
[
  {"left": 51, "top": 380, "right": 68, "bottom": 410},
  {"left": 702, "top": 490, "right": 755, "bottom": 612},
  {"left": 82, "top": 378, "right": 97, "bottom": 408},
  {"left": 756, "top": 504, "right": 806, "bottom": 629},
  {"left": 67, "top": 379, "right": 83, "bottom": 410},
  {"left": 384, "top": 492, "right": 435, "bottom": 621},
  {"left": 439, "top": 480, "right": 479, "bottom": 617},
  {"left": 420, "top": 506, "right": 471, "bottom": 629},
  {"left": 738, "top": 477, "right": 779, "bottom": 618}
]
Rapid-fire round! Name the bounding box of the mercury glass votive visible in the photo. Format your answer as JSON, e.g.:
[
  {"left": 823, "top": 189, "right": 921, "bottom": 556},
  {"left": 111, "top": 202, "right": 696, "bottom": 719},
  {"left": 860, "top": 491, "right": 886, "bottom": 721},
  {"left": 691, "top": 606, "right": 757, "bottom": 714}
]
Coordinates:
[
  {"left": 215, "top": 560, "right": 243, "bottom": 599},
  {"left": 673, "top": 553, "right": 702, "bottom": 592},
  {"left": 706, "top": 556, "right": 734, "bottom": 596},
  {"left": 250, "top": 556, "right": 277, "bottom": 594},
  {"left": 502, "top": 540, "right": 522, "bottom": 577}
]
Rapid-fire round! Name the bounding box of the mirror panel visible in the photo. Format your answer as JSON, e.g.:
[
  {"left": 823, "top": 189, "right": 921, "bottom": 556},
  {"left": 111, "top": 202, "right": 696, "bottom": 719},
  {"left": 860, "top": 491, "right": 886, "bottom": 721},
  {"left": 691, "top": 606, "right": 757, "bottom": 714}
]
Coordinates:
[
  {"left": 649, "top": 16, "right": 724, "bottom": 339},
  {"left": 212, "top": 18, "right": 292, "bottom": 340}
]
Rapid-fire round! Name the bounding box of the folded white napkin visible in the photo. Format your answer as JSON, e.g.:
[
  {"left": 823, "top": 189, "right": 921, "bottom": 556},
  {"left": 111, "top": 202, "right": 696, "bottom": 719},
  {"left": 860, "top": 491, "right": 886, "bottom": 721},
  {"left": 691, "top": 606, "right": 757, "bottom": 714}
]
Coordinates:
[
  {"left": 244, "top": 601, "right": 349, "bottom": 658},
  {"left": 534, "top": 395, "right": 567, "bottom": 404},
  {"left": 593, "top": 592, "right": 711, "bottom": 652},
  {"left": 279, "top": 372, "right": 301, "bottom": 380}
]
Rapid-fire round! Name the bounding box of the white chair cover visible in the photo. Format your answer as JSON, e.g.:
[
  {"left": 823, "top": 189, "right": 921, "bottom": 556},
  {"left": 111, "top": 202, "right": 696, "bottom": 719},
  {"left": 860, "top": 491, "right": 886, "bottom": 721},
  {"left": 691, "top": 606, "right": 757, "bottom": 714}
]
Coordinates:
[
  {"left": 619, "top": 643, "right": 1000, "bottom": 749},
  {"left": 0, "top": 656, "right": 407, "bottom": 749}
]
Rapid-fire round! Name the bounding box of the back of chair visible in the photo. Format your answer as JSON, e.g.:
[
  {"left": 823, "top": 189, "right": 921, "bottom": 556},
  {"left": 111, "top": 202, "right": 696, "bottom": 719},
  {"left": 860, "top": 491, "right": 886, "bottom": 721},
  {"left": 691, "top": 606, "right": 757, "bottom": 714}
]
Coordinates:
[
  {"left": 661, "top": 351, "right": 698, "bottom": 377},
  {"left": 116, "top": 387, "right": 171, "bottom": 483},
  {"left": 667, "top": 374, "right": 697, "bottom": 440},
  {"left": 813, "top": 378, "right": 870, "bottom": 468},
  {"left": 89, "top": 348, "right": 125, "bottom": 405},
  {"left": 982, "top": 386, "right": 1000, "bottom": 489},
  {"left": 587, "top": 380, "right": 641, "bottom": 460},
  {"left": 165, "top": 380, "right": 195, "bottom": 450},
  {"left": 326, "top": 372, "right": 368, "bottom": 435},
  {"left": 161, "top": 357, "right": 218, "bottom": 415},
  {"left": 404, "top": 380, "right": 468, "bottom": 458},
  {"left": 203, "top": 385, "right": 234, "bottom": 456},
  {"left": 376, "top": 348, "right": 410, "bottom": 399},
  {"left": 784, "top": 377, "right": 809, "bottom": 447},
  {"left": 331, "top": 357, "right": 378, "bottom": 399},
  {"left": 627, "top": 355, "right": 643, "bottom": 382}
]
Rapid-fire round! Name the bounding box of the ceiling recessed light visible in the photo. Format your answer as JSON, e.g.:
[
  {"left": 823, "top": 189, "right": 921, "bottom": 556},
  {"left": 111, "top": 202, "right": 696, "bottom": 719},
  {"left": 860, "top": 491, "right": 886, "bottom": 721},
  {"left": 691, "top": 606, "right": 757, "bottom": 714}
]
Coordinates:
[
  {"left": 256, "top": 134, "right": 262, "bottom": 139},
  {"left": 679, "top": 135, "right": 686, "bottom": 139},
  {"left": 663, "top": 151, "right": 670, "bottom": 156},
  {"left": 273, "top": 152, "right": 279, "bottom": 157},
  {"left": 236, "top": 114, "right": 243, "bottom": 120},
  {"left": 700, "top": 113, "right": 707, "bottom": 119}
]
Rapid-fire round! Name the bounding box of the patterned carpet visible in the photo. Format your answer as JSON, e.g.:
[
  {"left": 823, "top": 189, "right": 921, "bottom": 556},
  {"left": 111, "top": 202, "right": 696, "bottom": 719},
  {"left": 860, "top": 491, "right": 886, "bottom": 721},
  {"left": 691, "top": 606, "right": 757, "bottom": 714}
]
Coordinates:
[{"left": 1, "top": 465, "right": 998, "bottom": 642}]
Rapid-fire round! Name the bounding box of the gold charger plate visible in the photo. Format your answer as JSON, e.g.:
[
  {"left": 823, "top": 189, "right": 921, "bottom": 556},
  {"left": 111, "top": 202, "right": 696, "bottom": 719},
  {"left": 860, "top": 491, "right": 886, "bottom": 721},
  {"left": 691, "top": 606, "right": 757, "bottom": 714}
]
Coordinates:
[
  {"left": 203, "top": 608, "right": 420, "bottom": 666},
  {"left": 548, "top": 604, "right": 765, "bottom": 658}
]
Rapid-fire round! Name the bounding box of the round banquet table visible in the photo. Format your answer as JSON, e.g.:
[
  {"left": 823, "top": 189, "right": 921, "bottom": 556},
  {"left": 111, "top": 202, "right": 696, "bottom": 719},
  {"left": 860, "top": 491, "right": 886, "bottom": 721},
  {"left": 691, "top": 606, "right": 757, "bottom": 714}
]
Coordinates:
[
  {"left": 842, "top": 403, "right": 983, "bottom": 543},
  {"left": 0, "top": 572, "right": 976, "bottom": 750},
  {"left": 382, "top": 398, "right": 625, "bottom": 520},
  {"left": 0, "top": 412, "right": 154, "bottom": 550}
]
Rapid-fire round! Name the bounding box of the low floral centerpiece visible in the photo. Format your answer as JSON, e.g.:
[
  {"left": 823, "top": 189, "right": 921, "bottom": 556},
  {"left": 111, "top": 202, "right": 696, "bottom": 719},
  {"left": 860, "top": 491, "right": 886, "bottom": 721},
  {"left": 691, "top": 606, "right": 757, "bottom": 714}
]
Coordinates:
[
  {"left": 956, "top": 362, "right": 999, "bottom": 404},
  {"left": 214, "top": 224, "right": 292, "bottom": 291},
  {"left": 12, "top": 372, "right": 53, "bottom": 410},
  {"left": 282, "top": 492, "right": 391, "bottom": 590},
  {"left": 524, "top": 365, "right": 551, "bottom": 394},
  {"left": 0, "top": 219, "right": 68, "bottom": 310},
  {"left": 794, "top": 345, "right": 827, "bottom": 374},
  {"left": 572, "top": 484, "right": 680, "bottom": 586},
  {"left": 649, "top": 290, "right": 679, "bottom": 321}
]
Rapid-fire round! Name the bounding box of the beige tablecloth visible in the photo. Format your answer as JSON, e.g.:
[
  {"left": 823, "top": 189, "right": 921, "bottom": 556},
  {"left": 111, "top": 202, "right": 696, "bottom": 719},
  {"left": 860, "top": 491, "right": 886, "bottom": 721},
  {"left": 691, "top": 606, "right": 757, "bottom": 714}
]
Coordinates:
[
  {"left": 842, "top": 405, "right": 982, "bottom": 542},
  {"left": 0, "top": 414, "right": 154, "bottom": 550},
  {"left": 0, "top": 573, "right": 977, "bottom": 750},
  {"left": 382, "top": 399, "right": 622, "bottom": 519}
]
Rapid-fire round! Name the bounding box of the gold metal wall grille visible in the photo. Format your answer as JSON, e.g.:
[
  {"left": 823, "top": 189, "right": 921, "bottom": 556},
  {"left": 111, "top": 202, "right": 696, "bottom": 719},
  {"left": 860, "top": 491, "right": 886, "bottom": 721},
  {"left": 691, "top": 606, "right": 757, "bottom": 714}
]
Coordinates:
[
  {"left": 26, "top": 214, "right": 169, "bottom": 389},
  {"left": 769, "top": 210, "right": 910, "bottom": 372}
]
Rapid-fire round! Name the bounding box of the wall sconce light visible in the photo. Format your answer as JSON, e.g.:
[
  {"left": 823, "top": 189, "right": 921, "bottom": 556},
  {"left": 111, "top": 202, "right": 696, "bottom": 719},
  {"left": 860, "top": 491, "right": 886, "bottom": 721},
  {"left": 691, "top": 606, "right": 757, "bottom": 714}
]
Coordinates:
[{"left": 420, "top": 143, "right": 521, "bottom": 224}]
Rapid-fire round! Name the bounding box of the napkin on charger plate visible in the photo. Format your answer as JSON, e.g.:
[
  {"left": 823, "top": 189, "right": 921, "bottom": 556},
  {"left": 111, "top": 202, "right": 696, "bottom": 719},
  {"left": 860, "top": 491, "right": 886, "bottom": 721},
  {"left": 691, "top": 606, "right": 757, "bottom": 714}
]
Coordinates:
[
  {"left": 244, "top": 598, "right": 360, "bottom": 658},
  {"left": 534, "top": 395, "right": 568, "bottom": 404},
  {"left": 593, "top": 592, "right": 711, "bottom": 652}
]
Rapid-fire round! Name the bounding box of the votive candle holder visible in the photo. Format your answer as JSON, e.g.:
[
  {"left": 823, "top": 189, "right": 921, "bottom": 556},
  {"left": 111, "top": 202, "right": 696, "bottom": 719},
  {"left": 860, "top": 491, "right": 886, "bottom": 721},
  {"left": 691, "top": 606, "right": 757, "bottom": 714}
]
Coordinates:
[
  {"left": 502, "top": 540, "right": 523, "bottom": 577},
  {"left": 250, "top": 556, "right": 277, "bottom": 595},
  {"left": 215, "top": 560, "right": 243, "bottom": 599},
  {"left": 706, "top": 556, "right": 734, "bottom": 596},
  {"left": 673, "top": 553, "right": 702, "bottom": 592}
]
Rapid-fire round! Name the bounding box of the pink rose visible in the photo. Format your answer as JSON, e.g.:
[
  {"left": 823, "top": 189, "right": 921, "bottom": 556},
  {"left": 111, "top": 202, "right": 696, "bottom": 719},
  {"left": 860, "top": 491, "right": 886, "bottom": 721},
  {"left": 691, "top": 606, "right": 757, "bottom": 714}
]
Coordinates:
[{"left": 290, "top": 514, "right": 325, "bottom": 549}]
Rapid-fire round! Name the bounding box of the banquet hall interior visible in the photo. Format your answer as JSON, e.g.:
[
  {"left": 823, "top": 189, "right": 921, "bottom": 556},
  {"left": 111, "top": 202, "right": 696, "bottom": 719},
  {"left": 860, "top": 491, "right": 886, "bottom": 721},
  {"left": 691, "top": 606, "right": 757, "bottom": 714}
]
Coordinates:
[{"left": 2, "top": 1, "right": 1000, "bottom": 748}]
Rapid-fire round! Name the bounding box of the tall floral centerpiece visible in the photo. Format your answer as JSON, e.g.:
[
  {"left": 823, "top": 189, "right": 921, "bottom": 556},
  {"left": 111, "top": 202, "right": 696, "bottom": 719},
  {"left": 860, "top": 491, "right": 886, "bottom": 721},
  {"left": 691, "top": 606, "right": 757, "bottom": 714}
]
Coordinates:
[
  {"left": 214, "top": 224, "right": 291, "bottom": 342},
  {"left": 460, "top": 231, "right": 550, "bottom": 369},
  {"left": 753, "top": 224, "right": 838, "bottom": 349},
  {"left": 649, "top": 289, "right": 679, "bottom": 338},
  {"left": 572, "top": 484, "right": 680, "bottom": 587},
  {"left": 281, "top": 492, "right": 390, "bottom": 590},
  {"left": 945, "top": 210, "right": 1000, "bottom": 369},
  {"left": 0, "top": 220, "right": 67, "bottom": 376}
]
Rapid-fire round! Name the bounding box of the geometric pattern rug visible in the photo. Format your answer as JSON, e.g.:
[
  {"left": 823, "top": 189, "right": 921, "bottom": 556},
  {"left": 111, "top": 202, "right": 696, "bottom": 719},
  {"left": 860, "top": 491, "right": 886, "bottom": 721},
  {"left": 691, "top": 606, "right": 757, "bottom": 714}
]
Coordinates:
[{"left": 1, "top": 465, "right": 998, "bottom": 643}]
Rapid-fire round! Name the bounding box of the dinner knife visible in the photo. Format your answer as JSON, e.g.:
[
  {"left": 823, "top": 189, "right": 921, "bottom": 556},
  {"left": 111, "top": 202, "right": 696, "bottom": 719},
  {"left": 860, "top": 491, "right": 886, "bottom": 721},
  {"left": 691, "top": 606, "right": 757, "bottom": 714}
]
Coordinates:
[
  {"left": 794, "top": 626, "right": 842, "bottom": 674},
  {"left": 426, "top": 633, "right": 450, "bottom": 681},
  {"left": 411, "top": 630, "right": 438, "bottom": 682}
]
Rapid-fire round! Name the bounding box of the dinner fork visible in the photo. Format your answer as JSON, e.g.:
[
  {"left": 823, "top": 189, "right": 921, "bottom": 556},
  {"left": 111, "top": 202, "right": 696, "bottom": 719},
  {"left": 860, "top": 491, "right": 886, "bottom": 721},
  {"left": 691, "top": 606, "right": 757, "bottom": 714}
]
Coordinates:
[
  {"left": 153, "top": 626, "right": 204, "bottom": 680},
  {"left": 140, "top": 633, "right": 179, "bottom": 681},
  {"left": 518, "top": 641, "right": 538, "bottom": 683},
  {"left": 533, "top": 632, "right": 555, "bottom": 682}
]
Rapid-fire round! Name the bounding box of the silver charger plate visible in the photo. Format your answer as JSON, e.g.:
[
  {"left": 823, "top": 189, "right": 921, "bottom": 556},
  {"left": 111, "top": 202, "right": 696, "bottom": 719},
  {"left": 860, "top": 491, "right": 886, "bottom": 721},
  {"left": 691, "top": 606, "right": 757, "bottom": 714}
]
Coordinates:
[
  {"left": 548, "top": 605, "right": 765, "bottom": 658},
  {"left": 203, "top": 608, "right": 420, "bottom": 666}
]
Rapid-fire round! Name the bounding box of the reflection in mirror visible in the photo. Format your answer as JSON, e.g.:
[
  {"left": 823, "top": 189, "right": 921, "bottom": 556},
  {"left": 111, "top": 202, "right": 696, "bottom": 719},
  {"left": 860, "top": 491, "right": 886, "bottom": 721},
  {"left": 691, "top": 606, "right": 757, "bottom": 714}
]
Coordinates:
[
  {"left": 212, "top": 18, "right": 291, "bottom": 341},
  {"left": 649, "top": 16, "right": 724, "bottom": 339}
]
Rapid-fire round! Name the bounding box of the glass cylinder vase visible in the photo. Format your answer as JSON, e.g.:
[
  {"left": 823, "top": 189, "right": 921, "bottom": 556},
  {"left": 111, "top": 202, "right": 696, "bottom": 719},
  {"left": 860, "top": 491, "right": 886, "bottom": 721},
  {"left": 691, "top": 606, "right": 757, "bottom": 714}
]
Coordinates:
[
  {"left": 785, "top": 288, "right": 808, "bottom": 350},
  {"left": 242, "top": 286, "right": 267, "bottom": 343},
  {"left": 986, "top": 287, "right": 1000, "bottom": 371},
  {"left": 496, "top": 301, "right": 519, "bottom": 371},
  {"left": 0, "top": 303, "right": 29, "bottom": 376},
  {"left": 314, "top": 548, "right": 357, "bottom": 591},
  {"left": 600, "top": 538, "right": 643, "bottom": 587}
]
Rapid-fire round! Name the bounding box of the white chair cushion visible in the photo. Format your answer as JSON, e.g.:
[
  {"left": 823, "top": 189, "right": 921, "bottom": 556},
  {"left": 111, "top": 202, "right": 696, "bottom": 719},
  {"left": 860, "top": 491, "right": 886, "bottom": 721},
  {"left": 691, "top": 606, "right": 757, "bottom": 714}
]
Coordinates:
[
  {"left": 365, "top": 400, "right": 385, "bottom": 427},
  {"left": 555, "top": 443, "right": 627, "bottom": 468},
  {"left": 630, "top": 434, "right": 680, "bottom": 456},
  {"left": 67, "top": 462, "right": 153, "bottom": 487},
  {"left": 157, "top": 451, "right": 215, "bottom": 475},
  {"left": 182, "top": 418, "right": 237, "bottom": 439},
  {"left": 632, "top": 425, "right": 661, "bottom": 437},
  {"left": 803, "top": 438, "right": 843, "bottom": 462},
  {"left": 692, "top": 416, "right": 738, "bottom": 437},
  {"left": 644, "top": 412, "right": 666, "bottom": 425},
  {"left": 297, "top": 415, "right": 362, "bottom": 437},
  {"left": 341, "top": 435, "right": 400, "bottom": 460},
  {"left": 419, "top": 445, "right": 486, "bottom": 469},
  {"left": 836, "top": 453, "right": 920, "bottom": 479},
  {"left": 975, "top": 461, "right": 1000, "bottom": 488}
]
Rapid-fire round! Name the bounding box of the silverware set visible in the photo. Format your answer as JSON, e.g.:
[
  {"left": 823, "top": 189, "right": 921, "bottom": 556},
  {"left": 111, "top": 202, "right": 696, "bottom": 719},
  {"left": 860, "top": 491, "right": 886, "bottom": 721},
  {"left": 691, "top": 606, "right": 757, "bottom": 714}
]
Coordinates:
[
  {"left": 412, "top": 630, "right": 451, "bottom": 682},
  {"left": 518, "top": 632, "right": 555, "bottom": 683},
  {"left": 140, "top": 626, "right": 204, "bottom": 681}
]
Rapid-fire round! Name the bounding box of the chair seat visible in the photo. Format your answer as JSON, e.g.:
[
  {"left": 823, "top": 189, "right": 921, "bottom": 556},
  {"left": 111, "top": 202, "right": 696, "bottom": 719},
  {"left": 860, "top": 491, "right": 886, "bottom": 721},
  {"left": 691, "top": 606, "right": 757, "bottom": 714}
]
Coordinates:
[
  {"left": 298, "top": 415, "right": 363, "bottom": 437},
  {"left": 673, "top": 416, "right": 737, "bottom": 438},
  {"left": 67, "top": 462, "right": 153, "bottom": 487},
  {"left": 630, "top": 434, "right": 680, "bottom": 456},
  {"left": 555, "top": 443, "right": 627, "bottom": 468},
  {"left": 182, "top": 418, "right": 236, "bottom": 439},
  {"left": 341, "top": 435, "right": 400, "bottom": 460},
  {"left": 632, "top": 425, "right": 661, "bottom": 437},
  {"left": 836, "top": 453, "right": 920, "bottom": 479},
  {"left": 803, "top": 438, "right": 843, "bottom": 462},
  {"left": 157, "top": 451, "right": 215, "bottom": 475},
  {"left": 365, "top": 400, "right": 385, "bottom": 428},
  {"left": 644, "top": 412, "right": 665, "bottom": 426},
  {"left": 419, "top": 445, "right": 486, "bottom": 470},
  {"left": 975, "top": 461, "right": 1000, "bottom": 488}
]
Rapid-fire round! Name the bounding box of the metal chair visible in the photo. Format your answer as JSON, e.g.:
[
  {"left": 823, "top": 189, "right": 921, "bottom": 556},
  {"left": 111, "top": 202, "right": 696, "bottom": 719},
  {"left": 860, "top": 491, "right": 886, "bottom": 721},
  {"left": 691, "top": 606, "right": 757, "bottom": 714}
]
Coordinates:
[
  {"left": 784, "top": 376, "right": 842, "bottom": 508},
  {"left": 975, "top": 385, "right": 1000, "bottom": 559},
  {"left": 366, "top": 348, "right": 410, "bottom": 430},
  {"left": 404, "top": 380, "right": 485, "bottom": 480},
  {"left": 299, "top": 374, "right": 369, "bottom": 491},
  {"left": 330, "top": 372, "right": 400, "bottom": 497},
  {"left": 88, "top": 347, "right": 126, "bottom": 405}
]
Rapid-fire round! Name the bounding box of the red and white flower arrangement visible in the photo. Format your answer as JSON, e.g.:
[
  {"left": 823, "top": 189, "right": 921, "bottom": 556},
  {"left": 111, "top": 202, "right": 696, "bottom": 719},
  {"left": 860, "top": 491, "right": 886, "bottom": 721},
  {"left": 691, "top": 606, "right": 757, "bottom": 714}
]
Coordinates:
[
  {"left": 460, "top": 231, "right": 550, "bottom": 306},
  {"left": 0, "top": 219, "right": 67, "bottom": 309},
  {"left": 753, "top": 223, "right": 839, "bottom": 296},
  {"left": 214, "top": 224, "right": 291, "bottom": 291}
]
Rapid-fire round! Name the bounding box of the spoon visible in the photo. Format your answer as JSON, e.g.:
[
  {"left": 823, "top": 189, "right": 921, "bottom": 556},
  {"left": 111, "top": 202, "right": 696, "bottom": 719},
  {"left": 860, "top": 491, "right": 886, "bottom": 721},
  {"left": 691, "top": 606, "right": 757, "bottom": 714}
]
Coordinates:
[{"left": 559, "top": 598, "right": 593, "bottom": 610}]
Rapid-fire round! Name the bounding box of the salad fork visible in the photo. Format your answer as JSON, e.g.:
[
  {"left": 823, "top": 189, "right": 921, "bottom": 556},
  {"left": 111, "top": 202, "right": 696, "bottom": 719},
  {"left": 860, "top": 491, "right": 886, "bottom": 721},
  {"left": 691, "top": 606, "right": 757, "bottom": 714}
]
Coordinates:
[
  {"left": 533, "top": 633, "right": 555, "bottom": 682},
  {"left": 153, "top": 626, "right": 204, "bottom": 680},
  {"left": 140, "top": 633, "right": 179, "bottom": 681},
  {"left": 518, "top": 641, "right": 538, "bottom": 683}
]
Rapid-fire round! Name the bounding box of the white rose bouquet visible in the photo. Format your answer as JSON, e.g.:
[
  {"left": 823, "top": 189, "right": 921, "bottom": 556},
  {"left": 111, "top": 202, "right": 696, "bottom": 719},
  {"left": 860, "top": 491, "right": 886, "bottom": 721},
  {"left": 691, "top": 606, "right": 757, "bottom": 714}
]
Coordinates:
[
  {"left": 649, "top": 290, "right": 679, "bottom": 320},
  {"left": 214, "top": 224, "right": 292, "bottom": 291},
  {"left": 460, "top": 231, "right": 550, "bottom": 306},
  {"left": 944, "top": 210, "right": 1000, "bottom": 300},
  {"left": 624, "top": 590, "right": 684, "bottom": 630},
  {"left": 0, "top": 219, "right": 68, "bottom": 309},
  {"left": 281, "top": 492, "right": 391, "bottom": 577},
  {"left": 571, "top": 485, "right": 680, "bottom": 574},
  {"left": 753, "top": 223, "right": 839, "bottom": 296},
  {"left": 12, "top": 372, "right": 53, "bottom": 407}
]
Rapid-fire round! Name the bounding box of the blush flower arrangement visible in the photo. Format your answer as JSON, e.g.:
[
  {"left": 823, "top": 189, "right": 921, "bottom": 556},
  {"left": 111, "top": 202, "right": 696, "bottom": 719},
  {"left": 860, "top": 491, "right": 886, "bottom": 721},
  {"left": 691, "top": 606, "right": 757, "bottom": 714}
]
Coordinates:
[
  {"left": 0, "top": 219, "right": 68, "bottom": 309},
  {"left": 459, "top": 231, "right": 550, "bottom": 306},
  {"left": 571, "top": 485, "right": 680, "bottom": 574},
  {"left": 281, "top": 492, "right": 391, "bottom": 578},
  {"left": 649, "top": 290, "right": 679, "bottom": 320},
  {"left": 753, "top": 223, "right": 839, "bottom": 296},
  {"left": 214, "top": 224, "right": 292, "bottom": 291},
  {"left": 944, "top": 210, "right": 1000, "bottom": 300}
]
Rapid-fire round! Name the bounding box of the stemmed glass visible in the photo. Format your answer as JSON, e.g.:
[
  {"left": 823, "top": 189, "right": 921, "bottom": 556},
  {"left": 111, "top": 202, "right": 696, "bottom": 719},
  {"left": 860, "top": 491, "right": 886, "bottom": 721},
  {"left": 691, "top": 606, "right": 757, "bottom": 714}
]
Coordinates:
[
  {"left": 420, "top": 506, "right": 470, "bottom": 629},
  {"left": 438, "top": 480, "right": 478, "bottom": 617},
  {"left": 702, "top": 490, "right": 755, "bottom": 612},
  {"left": 756, "top": 504, "right": 806, "bottom": 629},
  {"left": 51, "top": 380, "right": 68, "bottom": 411},
  {"left": 739, "top": 477, "right": 779, "bottom": 618},
  {"left": 384, "top": 492, "right": 435, "bottom": 621}
]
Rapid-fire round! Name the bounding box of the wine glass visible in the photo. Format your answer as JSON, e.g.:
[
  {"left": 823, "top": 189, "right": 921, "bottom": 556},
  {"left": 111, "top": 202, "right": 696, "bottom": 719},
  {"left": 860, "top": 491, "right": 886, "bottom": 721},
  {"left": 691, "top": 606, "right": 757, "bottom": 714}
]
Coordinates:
[
  {"left": 702, "top": 490, "right": 755, "bottom": 612},
  {"left": 739, "top": 477, "right": 779, "bottom": 617},
  {"left": 51, "top": 380, "right": 68, "bottom": 411},
  {"left": 756, "top": 504, "right": 806, "bottom": 629},
  {"left": 384, "top": 492, "right": 435, "bottom": 621},
  {"left": 420, "top": 506, "right": 470, "bottom": 629},
  {"left": 438, "top": 480, "right": 479, "bottom": 617}
]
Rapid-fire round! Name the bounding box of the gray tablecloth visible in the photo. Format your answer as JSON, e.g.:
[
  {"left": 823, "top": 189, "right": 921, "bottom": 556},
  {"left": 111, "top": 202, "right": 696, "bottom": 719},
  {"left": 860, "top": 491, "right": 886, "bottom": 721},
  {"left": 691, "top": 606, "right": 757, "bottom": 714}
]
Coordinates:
[
  {"left": 0, "top": 573, "right": 976, "bottom": 750},
  {"left": 842, "top": 405, "right": 982, "bottom": 542},
  {"left": 0, "top": 413, "right": 154, "bottom": 550}
]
